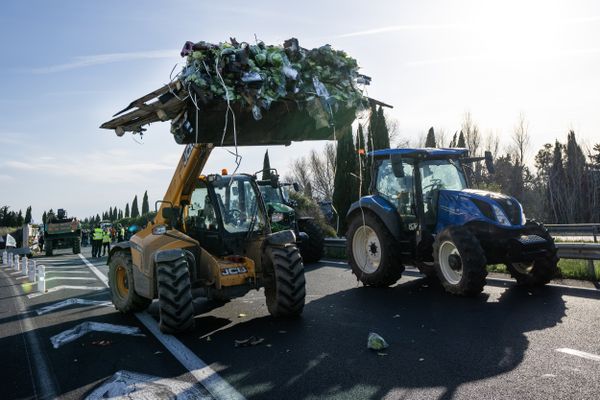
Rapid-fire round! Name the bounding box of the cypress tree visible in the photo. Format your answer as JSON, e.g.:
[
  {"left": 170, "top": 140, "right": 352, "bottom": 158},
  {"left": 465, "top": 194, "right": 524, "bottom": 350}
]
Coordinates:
[
  {"left": 457, "top": 131, "right": 466, "bottom": 148},
  {"left": 142, "top": 191, "right": 149, "bottom": 215},
  {"left": 131, "top": 196, "right": 140, "bottom": 218},
  {"left": 262, "top": 150, "right": 271, "bottom": 180},
  {"left": 42, "top": 211, "right": 47, "bottom": 224},
  {"left": 16, "top": 210, "right": 24, "bottom": 226},
  {"left": 370, "top": 105, "right": 390, "bottom": 150},
  {"left": 24, "top": 206, "right": 32, "bottom": 224},
  {"left": 125, "top": 203, "right": 130, "bottom": 218},
  {"left": 425, "top": 127, "right": 437, "bottom": 147},
  {"left": 332, "top": 126, "right": 358, "bottom": 233},
  {"left": 118, "top": 209, "right": 123, "bottom": 220}
]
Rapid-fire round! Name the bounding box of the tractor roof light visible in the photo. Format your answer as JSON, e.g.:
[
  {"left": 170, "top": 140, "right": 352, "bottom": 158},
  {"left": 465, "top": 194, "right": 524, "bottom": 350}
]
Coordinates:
[
  {"left": 492, "top": 204, "right": 511, "bottom": 226},
  {"left": 222, "top": 168, "right": 228, "bottom": 175}
]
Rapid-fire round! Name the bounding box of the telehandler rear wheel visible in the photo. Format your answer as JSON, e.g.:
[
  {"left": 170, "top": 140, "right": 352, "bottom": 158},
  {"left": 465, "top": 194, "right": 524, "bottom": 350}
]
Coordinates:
[
  {"left": 297, "top": 218, "right": 325, "bottom": 264},
  {"left": 72, "top": 238, "right": 81, "bottom": 254},
  {"left": 157, "top": 255, "right": 195, "bottom": 333},
  {"left": 506, "top": 221, "right": 559, "bottom": 286},
  {"left": 347, "top": 213, "right": 404, "bottom": 287},
  {"left": 433, "top": 226, "right": 487, "bottom": 296},
  {"left": 108, "top": 251, "right": 151, "bottom": 313},
  {"left": 264, "top": 244, "right": 306, "bottom": 317}
]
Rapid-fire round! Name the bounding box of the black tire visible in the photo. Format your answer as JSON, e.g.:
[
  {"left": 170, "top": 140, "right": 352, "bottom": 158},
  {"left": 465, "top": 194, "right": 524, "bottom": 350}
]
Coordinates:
[
  {"left": 156, "top": 254, "right": 195, "bottom": 333},
  {"left": 297, "top": 218, "right": 325, "bottom": 264},
  {"left": 433, "top": 226, "right": 487, "bottom": 296},
  {"left": 506, "top": 220, "right": 560, "bottom": 286},
  {"left": 264, "top": 244, "right": 306, "bottom": 317},
  {"left": 108, "top": 251, "right": 151, "bottom": 313},
  {"left": 45, "top": 240, "right": 53, "bottom": 257},
  {"left": 346, "top": 212, "right": 404, "bottom": 287},
  {"left": 72, "top": 238, "right": 81, "bottom": 254}
]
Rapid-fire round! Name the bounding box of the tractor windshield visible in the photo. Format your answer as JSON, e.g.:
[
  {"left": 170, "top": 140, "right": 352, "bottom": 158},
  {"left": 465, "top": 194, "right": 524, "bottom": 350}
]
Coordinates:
[
  {"left": 211, "top": 176, "right": 266, "bottom": 233},
  {"left": 419, "top": 159, "right": 467, "bottom": 193},
  {"left": 259, "top": 185, "right": 283, "bottom": 204}
]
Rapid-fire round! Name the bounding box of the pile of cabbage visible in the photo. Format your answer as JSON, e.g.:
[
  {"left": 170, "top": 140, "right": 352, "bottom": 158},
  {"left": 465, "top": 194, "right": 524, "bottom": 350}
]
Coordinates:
[{"left": 179, "top": 38, "right": 368, "bottom": 124}]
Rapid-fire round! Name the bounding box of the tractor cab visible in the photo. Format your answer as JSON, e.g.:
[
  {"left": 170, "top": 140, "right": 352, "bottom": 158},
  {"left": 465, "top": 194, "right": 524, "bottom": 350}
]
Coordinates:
[{"left": 184, "top": 173, "right": 269, "bottom": 257}]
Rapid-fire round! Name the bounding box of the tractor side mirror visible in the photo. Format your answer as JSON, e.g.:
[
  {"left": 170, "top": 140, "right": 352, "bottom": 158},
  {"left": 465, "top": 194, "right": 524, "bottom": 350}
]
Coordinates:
[
  {"left": 390, "top": 155, "right": 405, "bottom": 178},
  {"left": 484, "top": 151, "right": 495, "bottom": 174},
  {"left": 162, "top": 207, "right": 181, "bottom": 227},
  {"left": 270, "top": 174, "right": 280, "bottom": 188},
  {"left": 293, "top": 182, "right": 300, "bottom": 192}
]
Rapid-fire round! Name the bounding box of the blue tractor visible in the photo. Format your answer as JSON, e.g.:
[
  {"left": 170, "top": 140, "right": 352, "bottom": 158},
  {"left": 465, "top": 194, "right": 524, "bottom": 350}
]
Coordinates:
[{"left": 346, "top": 148, "right": 559, "bottom": 296}]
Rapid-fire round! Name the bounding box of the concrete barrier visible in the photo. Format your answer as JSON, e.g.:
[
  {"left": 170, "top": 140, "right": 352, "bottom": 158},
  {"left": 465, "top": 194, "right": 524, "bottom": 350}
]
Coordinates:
[
  {"left": 37, "top": 265, "right": 46, "bottom": 293},
  {"left": 28, "top": 260, "right": 37, "bottom": 282}
]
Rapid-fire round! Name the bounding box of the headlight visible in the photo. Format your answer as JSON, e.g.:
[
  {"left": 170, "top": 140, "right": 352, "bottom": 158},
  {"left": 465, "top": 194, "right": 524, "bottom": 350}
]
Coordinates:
[
  {"left": 152, "top": 225, "right": 167, "bottom": 235},
  {"left": 271, "top": 212, "right": 284, "bottom": 223},
  {"left": 492, "top": 204, "right": 511, "bottom": 226}
]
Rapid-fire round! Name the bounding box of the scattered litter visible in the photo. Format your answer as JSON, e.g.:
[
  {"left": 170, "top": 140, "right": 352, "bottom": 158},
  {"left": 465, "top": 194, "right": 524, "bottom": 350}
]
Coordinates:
[
  {"left": 238, "top": 313, "right": 247, "bottom": 318},
  {"left": 392, "top": 314, "right": 400, "bottom": 319},
  {"left": 367, "top": 332, "right": 389, "bottom": 351},
  {"left": 91, "top": 340, "right": 112, "bottom": 347},
  {"left": 50, "top": 322, "right": 145, "bottom": 349},
  {"left": 153, "top": 351, "right": 162, "bottom": 355},
  {"left": 85, "top": 370, "right": 211, "bottom": 400},
  {"left": 234, "top": 336, "right": 264, "bottom": 347},
  {"left": 377, "top": 352, "right": 388, "bottom": 357},
  {"left": 36, "top": 298, "right": 111, "bottom": 315},
  {"left": 206, "top": 336, "right": 212, "bottom": 342},
  {"left": 278, "top": 330, "right": 287, "bottom": 334},
  {"left": 419, "top": 358, "right": 425, "bottom": 362}
]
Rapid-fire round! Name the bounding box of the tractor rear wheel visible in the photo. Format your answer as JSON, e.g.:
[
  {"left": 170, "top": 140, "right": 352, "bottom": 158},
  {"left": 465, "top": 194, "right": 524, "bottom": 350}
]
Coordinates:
[
  {"left": 72, "top": 238, "right": 81, "bottom": 254},
  {"left": 433, "top": 226, "right": 487, "bottom": 296},
  {"left": 45, "top": 240, "right": 53, "bottom": 257},
  {"left": 264, "top": 244, "right": 306, "bottom": 317},
  {"left": 108, "top": 251, "right": 151, "bottom": 313},
  {"left": 347, "top": 213, "right": 403, "bottom": 287},
  {"left": 506, "top": 221, "right": 559, "bottom": 286},
  {"left": 297, "top": 218, "right": 325, "bottom": 264},
  {"left": 157, "top": 255, "right": 195, "bottom": 333}
]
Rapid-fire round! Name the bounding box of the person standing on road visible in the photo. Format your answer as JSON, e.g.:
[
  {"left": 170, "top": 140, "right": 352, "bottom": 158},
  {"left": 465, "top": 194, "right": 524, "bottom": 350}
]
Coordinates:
[
  {"left": 92, "top": 226, "right": 103, "bottom": 257},
  {"left": 101, "top": 228, "right": 111, "bottom": 257}
]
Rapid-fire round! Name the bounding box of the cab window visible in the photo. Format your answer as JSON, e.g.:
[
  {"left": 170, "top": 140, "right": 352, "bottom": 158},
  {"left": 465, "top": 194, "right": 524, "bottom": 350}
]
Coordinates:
[{"left": 375, "top": 159, "right": 415, "bottom": 216}]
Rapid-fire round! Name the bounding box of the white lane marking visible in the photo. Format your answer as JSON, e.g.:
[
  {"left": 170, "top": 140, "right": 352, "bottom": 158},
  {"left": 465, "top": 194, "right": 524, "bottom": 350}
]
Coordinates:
[
  {"left": 0, "top": 268, "right": 58, "bottom": 398},
  {"left": 27, "top": 285, "right": 106, "bottom": 299},
  {"left": 78, "top": 254, "right": 108, "bottom": 286},
  {"left": 79, "top": 253, "right": 246, "bottom": 400},
  {"left": 36, "top": 298, "right": 112, "bottom": 315},
  {"left": 50, "top": 321, "right": 145, "bottom": 349},
  {"left": 556, "top": 348, "right": 600, "bottom": 362},
  {"left": 45, "top": 276, "right": 97, "bottom": 282},
  {"left": 45, "top": 270, "right": 92, "bottom": 274}
]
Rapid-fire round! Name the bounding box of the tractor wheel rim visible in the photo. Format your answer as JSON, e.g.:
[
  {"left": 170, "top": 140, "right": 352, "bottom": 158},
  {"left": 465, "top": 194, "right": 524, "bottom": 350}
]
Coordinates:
[
  {"left": 512, "top": 262, "right": 533, "bottom": 275},
  {"left": 439, "top": 241, "right": 463, "bottom": 285},
  {"left": 115, "top": 265, "right": 129, "bottom": 298},
  {"left": 352, "top": 225, "right": 381, "bottom": 274}
]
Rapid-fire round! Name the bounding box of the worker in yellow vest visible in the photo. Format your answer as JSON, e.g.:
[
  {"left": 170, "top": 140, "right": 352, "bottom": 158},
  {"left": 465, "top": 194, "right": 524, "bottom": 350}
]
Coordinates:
[
  {"left": 92, "top": 226, "right": 103, "bottom": 258},
  {"left": 102, "top": 228, "right": 111, "bottom": 257}
]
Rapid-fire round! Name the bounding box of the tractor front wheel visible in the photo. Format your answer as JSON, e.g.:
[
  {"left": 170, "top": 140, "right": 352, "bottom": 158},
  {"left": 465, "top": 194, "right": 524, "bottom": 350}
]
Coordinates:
[
  {"left": 156, "top": 254, "right": 195, "bottom": 333},
  {"left": 264, "top": 244, "right": 306, "bottom": 317},
  {"left": 108, "top": 251, "right": 151, "bottom": 313},
  {"left": 297, "top": 218, "right": 325, "bottom": 264},
  {"left": 506, "top": 221, "right": 559, "bottom": 286},
  {"left": 347, "top": 213, "right": 403, "bottom": 287},
  {"left": 433, "top": 226, "right": 487, "bottom": 296}
]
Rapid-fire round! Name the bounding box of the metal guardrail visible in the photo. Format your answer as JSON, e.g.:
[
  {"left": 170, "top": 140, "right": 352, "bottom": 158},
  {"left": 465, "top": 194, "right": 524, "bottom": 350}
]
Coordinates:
[{"left": 546, "top": 224, "right": 600, "bottom": 243}]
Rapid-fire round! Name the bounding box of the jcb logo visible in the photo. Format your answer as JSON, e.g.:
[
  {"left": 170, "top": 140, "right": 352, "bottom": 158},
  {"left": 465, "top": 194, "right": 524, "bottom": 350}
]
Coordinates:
[
  {"left": 182, "top": 144, "right": 194, "bottom": 166},
  {"left": 222, "top": 267, "right": 248, "bottom": 276}
]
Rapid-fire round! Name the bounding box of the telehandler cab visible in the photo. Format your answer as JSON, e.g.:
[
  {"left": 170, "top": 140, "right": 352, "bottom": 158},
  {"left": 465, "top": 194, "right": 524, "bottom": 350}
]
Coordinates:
[{"left": 347, "top": 148, "right": 559, "bottom": 296}]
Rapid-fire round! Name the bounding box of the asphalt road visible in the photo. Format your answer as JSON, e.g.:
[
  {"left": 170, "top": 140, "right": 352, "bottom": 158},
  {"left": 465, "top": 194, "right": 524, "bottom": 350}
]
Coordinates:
[{"left": 1, "top": 246, "right": 600, "bottom": 400}]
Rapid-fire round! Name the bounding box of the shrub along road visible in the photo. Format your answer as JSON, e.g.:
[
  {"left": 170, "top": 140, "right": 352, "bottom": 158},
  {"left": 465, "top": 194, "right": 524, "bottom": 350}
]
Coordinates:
[{"left": 1, "top": 246, "right": 600, "bottom": 399}]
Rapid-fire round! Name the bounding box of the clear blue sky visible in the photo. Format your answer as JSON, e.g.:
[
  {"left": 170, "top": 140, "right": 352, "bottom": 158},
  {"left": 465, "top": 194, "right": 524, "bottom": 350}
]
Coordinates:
[{"left": 1, "top": 0, "right": 599, "bottom": 222}]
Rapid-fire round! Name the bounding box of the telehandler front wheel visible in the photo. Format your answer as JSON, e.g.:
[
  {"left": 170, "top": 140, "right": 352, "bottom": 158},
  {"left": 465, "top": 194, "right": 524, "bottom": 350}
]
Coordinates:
[
  {"left": 264, "top": 244, "right": 306, "bottom": 317},
  {"left": 347, "top": 213, "right": 403, "bottom": 287},
  {"left": 506, "top": 221, "right": 560, "bottom": 286},
  {"left": 157, "top": 254, "right": 195, "bottom": 334},
  {"left": 108, "top": 251, "right": 151, "bottom": 313},
  {"left": 433, "top": 226, "right": 487, "bottom": 296},
  {"left": 297, "top": 218, "right": 325, "bottom": 264}
]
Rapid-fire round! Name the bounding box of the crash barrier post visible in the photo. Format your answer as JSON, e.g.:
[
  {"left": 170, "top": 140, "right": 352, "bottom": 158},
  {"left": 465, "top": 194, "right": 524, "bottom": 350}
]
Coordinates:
[
  {"left": 28, "top": 260, "right": 36, "bottom": 282},
  {"left": 1, "top": 250, "right": 6, "bottom": 266},
  {"left": 8, "top": 253, "right": 13, "bottom": 268},
  {"left": 14, "top": 255, "right": 20, "bottom": 272},
  {"left": 37, "top": 265, "right": 45, "bottom": 293},
  {"left": 23, "top": 256, "right": 29, "bottom": 277}
]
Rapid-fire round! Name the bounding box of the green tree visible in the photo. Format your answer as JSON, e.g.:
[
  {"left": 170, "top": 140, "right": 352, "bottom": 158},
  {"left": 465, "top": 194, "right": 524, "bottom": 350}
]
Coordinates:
[
  {"left": 16, "top": 210, "right": 24, "bottom": 226},
  {"left": 42, "top": 210, "right": 47, "bottom": 225},
  {"left": 369, "top": 105, "right": 390, "bottom": 151},
  {"left": 332, "top": 126, "right": 359, "bottom": 234},
  {"left": 425, "top": 127, "right": 437, "bottom": 147},
  {"left": 125, "top": 203, "right": 130, "bottom": 218},
  {"left": 457, "top": 131, "right": 466, "bottom": 148},
  {"left": 118, "top": 209, "right": 123, "bottom": 220},
  {"left": 262, "top": 150, "right": 271, "bottom": 180},
  {"left": 356, "top": 124, "right": 369, "bottom": 195},
  {"left": 142, "top": 191, "right": 149, "bottom": 215},
  {"left": 24, "top": 206, "right": 32, "bottom": 224},
  {"left": 131, "top": 196, "right": 140, "bottom": 218}
]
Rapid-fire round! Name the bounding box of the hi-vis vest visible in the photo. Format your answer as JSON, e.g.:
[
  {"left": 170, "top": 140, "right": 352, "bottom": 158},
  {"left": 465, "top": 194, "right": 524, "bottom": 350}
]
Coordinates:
[
  {"left": 93, "top": 228, "right": 103, "bottom": 241},
  {"left": 102, "top": 232, "right": 111, "bottom": 243}
]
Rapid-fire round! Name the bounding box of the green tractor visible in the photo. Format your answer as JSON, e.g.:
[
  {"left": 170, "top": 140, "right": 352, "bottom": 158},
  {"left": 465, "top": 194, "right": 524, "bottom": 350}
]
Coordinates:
[{"left": 256, "top": 170, "right": 325, "bottom": 264}]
